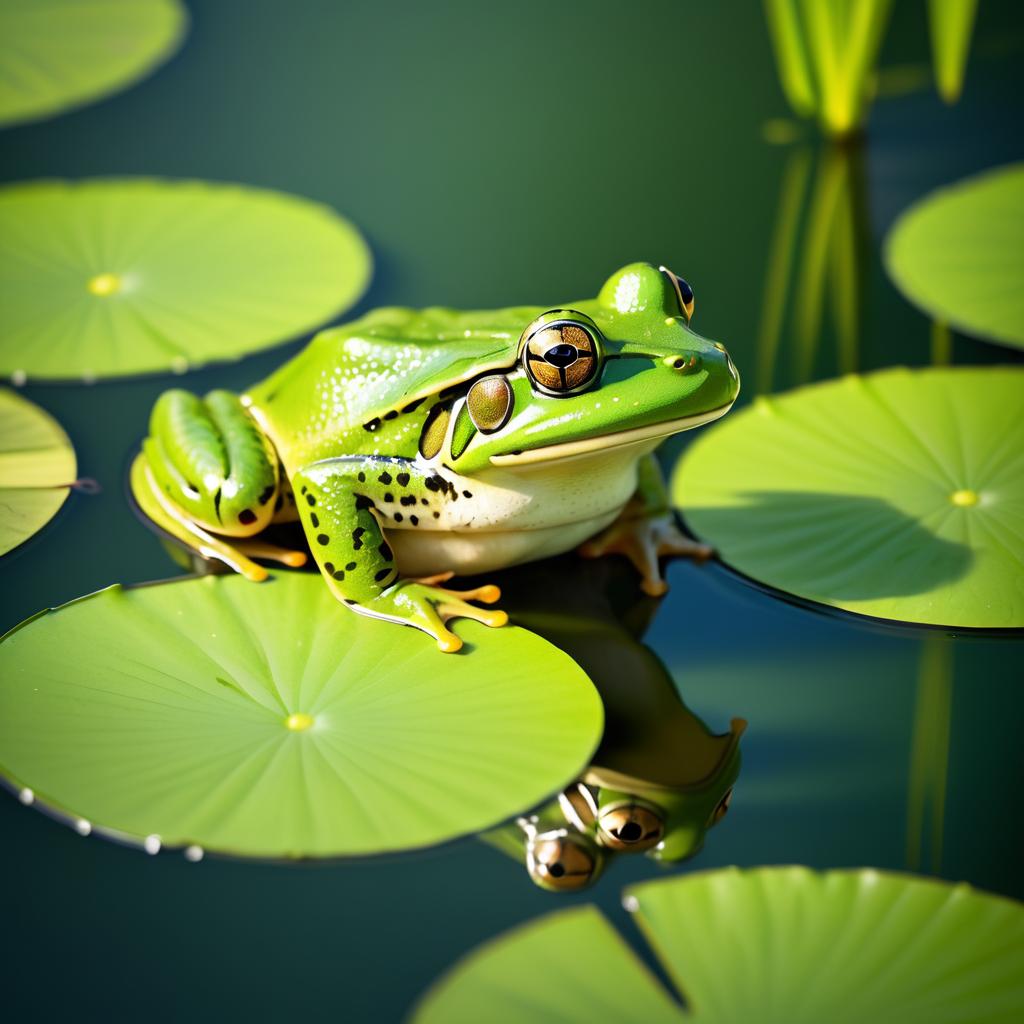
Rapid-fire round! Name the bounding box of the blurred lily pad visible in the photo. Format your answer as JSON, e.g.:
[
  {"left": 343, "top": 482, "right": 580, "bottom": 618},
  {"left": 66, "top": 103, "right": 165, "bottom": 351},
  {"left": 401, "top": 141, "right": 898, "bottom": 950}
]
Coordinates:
[
  {"left": 414, "top": 867, "right": 1024, "bottom": 1023},
  {"left": 0, "top": 0, "right": 187, "bottom": 128},
  {"left": 0, "top": 387, "right": 76, "bottom": 556},
  {"left": 0, "top": 178, "right": 372, "bottom": 381},
  {"left": 885, "top": 165, "right": 1024, "bottom": 350},
  {"left": 0, "top": 571, "right": 602, "bottom": 858},
  {"left": 672, "top": 367, "right": 1024, "bottom": 629}
]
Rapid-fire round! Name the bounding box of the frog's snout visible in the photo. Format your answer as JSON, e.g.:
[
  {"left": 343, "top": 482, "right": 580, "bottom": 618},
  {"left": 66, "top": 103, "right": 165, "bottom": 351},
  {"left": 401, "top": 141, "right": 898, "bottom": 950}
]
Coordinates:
[
  {"left": 663, "top": 340, "right": 740, "bottom": 411},
  {"left": 706, "top": 340, "right": 741, "bottom": 409}
]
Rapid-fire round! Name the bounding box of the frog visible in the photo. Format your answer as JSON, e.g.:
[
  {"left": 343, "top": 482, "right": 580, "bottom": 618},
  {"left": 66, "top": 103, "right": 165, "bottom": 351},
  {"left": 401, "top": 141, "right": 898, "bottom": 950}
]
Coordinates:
[{"left": 130, "top": 262, "right": 740, "bottom": 653}]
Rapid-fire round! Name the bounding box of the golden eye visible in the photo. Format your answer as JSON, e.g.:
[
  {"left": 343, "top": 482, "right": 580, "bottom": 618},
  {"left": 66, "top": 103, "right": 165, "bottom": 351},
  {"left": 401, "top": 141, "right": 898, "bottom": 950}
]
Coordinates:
[
  {"left": 520, "top": 310, "right": 602, "bottom": 396},
  {"left": 596, "top": 804, "right": 665, "bottom": 852},
  {"left": 467, "top": 375, "right": 513, "bottom": 433},
  {"left": 527, "top": 834, "right": 601, "bottom": 892},
  {"left": 709, "top": 787, "right": 733, "bottom": 827}
]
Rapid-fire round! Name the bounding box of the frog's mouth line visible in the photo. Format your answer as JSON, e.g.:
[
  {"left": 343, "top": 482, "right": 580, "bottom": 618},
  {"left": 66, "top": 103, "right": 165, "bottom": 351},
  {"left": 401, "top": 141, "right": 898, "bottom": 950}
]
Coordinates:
[{"left": 488, "top": 402, "right": 734, "bottom": 467}]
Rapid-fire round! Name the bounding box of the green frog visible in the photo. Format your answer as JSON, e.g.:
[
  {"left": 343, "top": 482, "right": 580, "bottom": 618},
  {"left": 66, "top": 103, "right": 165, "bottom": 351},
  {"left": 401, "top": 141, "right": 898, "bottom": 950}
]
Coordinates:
[{"left": 131, "top": 262, "right": 739, "bottom": 652}]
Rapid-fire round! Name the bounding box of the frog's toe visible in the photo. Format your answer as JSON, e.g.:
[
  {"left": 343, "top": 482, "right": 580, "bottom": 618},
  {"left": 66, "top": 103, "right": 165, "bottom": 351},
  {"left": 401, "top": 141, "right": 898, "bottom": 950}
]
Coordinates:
[
  {"left": 439, "top": 601, "right": 509, "bottom": 629},
  {"left": 235, "top": 539, "right": 308, "bottom": 568},
  {"left": 372, "top": 581, "right": 508, "bottom": 653},
  {"left": 580, "top": 513, "right": 712, "bottom": 594},
  {"left": 442, "top": 583, "right": 502, "bottom": 605},
  {"left": 435, "top": 583, "right": 508, "bottom": 630}
]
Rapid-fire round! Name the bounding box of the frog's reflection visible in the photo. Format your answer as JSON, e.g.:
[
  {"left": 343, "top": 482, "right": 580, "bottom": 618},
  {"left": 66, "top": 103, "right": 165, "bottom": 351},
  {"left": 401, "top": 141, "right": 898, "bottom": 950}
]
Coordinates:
[{"left": 478, "top": 553, "right": 746, "bottom": 891}]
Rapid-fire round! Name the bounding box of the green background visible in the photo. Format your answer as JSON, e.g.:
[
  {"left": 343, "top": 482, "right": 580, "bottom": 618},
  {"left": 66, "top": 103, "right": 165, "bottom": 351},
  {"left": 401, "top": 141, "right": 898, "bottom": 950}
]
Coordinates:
[{"left": 1, "top": 1, "right": 1022, "bottom": 1020}]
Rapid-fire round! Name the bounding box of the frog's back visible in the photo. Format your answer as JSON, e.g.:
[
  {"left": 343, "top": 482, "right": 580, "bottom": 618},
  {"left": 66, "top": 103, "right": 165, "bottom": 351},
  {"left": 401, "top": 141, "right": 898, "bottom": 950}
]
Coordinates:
[{"left": 245, "top": 305, "right": 539, "bottom": 468}]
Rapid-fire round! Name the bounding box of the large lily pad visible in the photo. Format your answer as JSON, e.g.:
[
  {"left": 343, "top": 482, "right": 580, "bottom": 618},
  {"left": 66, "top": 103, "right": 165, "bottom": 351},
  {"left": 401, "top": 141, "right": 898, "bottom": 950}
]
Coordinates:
[
  {"left": 884, "top": 165, "right": 1024, "bottom": 350},
  {"left": 0, "top": 572, "right": 602, "bottom": 858},
  {"left": 0, "top": 0, "right": 187, "bottom": 128},
  {"left": 414, "top": 868, "right": 1024, "bottom": 1023},
  {"left": 671, "top": 367, "right": 1024, "bottom": 629},
  {"left": 0, "top": 178, "right": 372, "bottom": 381},
  {"left": 0, "top": 387, "right": 76, "bottom": 555}
]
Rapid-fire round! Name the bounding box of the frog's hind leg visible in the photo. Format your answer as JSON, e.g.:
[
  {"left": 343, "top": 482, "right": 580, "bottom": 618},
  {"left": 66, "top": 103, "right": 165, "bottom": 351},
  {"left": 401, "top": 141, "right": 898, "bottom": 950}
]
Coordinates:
[
  {"left": 131, "top": 388, "right": 306, "bottom": 578},
  {"left": 130, "top": 452, "right": 270, "bottom": 580},
  {"left": 579, "top": 452, "right": 712, "bottom": 596}
]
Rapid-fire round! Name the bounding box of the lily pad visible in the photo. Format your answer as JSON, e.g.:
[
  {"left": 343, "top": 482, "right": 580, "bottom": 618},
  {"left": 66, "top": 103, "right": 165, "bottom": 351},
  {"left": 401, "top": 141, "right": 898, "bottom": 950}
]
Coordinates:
[
  {"left": 0, "top": 178, "right": 372, "bottom": 381},
  {"left": 884, "top": 165, "right": 1024, "bottom": 350},
  {"left": 0, "top": 0, "right": 187, "bottom": 128},
  {"left": 0, "top": 387, "right": 76, "bottom": 555},
  {"left": 671, "top": 367, "right": 1024, "bottom": 629},
  {"left": 0, "top": 571, "right": 602, "bottom": 858},
  {"left": 414, "top": 868, "right": 1024, "bottom": 1023}
]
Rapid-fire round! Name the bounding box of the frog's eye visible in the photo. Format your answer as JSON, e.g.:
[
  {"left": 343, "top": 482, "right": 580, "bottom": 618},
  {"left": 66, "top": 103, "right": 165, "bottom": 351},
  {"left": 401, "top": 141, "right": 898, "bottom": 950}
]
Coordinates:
[
  {"left": 596, "top": 803, "right": 665, "bottom": 852},
  {"left": 659, "top": 266, "right": 695, "bottom": 322},
  {"left": 709, "top": 787, "right": 734, "bottom": 827},
  {"left": 520, "top": 310, "right": 602, "bottom": 396},
  {"left": 527, "top": 832, "right": 602, "bottom": 892},
  {"left": 467, "top": 375, "right": 513, "bottom": 433}
]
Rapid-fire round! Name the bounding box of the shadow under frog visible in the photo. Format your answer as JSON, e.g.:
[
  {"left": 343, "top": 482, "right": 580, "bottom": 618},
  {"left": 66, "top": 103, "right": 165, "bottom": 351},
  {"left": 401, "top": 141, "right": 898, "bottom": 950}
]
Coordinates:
[{"left": 476, "top": 554, "right": 746, "bottom": 892}]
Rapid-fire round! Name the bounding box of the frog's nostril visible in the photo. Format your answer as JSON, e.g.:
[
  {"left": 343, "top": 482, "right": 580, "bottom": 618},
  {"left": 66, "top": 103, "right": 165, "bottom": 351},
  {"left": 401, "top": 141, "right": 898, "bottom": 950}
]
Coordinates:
[{"left": 664, "top": 353, "right": 701, "bottom": 373}]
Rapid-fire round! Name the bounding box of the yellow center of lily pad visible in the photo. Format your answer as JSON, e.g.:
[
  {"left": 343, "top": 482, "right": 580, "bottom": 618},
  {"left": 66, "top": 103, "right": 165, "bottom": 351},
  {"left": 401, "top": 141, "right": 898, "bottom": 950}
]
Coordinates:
[
  {"left": 950, "top": 489, "right": 979, "bottom": 508},
  {"left": 87, "top": 272, "right": 121, "bottom": 296},
  {"left": 285, "top": 712, "right": 314, "bottom": 732}
]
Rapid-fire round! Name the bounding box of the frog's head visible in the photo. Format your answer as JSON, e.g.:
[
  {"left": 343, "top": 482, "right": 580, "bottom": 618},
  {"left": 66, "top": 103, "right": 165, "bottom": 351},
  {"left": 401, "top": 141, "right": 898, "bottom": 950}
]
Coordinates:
[
  {"left": 445, "top": 263, "right": 739, "bottom": 472},
  {"left": 592, "top": 715, "right": 745, "bottom": 864}
]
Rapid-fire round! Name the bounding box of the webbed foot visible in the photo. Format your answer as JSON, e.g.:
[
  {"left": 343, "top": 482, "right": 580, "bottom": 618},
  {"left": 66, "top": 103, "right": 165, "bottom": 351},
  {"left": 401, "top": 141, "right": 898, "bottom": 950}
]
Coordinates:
[
  {"left": 361, "top": 580, "right": 508, "bottom": 653},
  {"left": 579, "top": 511, "right": 712, "bottom": 597}
]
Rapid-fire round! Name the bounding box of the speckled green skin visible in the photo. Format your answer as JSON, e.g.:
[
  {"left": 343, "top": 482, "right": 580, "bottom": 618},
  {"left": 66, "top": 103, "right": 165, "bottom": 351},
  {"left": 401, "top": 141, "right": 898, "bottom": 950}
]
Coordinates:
[{"left": 135, "top": 263, "right": 739, "bottom": 645}]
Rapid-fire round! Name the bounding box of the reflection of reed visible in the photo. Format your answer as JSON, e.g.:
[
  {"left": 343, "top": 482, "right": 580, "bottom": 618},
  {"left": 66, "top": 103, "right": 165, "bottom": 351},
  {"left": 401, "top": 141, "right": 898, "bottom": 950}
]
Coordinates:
[
  {"left": 928, "top": 0, "right": 979, "bottom": 103},
  {"left": 931, "top": 321, "right": 952, "bottom": 365},
  {"left": 756, "top": 144, "right": 867, "bottom": 392},
  {"left": 905, "top": 635, "right": 952, "bottom": 873}
]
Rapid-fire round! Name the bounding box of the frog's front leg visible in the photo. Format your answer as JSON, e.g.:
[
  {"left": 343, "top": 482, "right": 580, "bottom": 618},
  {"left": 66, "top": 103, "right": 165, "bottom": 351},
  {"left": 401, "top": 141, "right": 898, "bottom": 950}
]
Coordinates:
[
  {"left": 292, "top": 458, "right": 507, "bottom": 652},
  {"left": 579, "top": 453, "right": 711, "bottom": 596}
]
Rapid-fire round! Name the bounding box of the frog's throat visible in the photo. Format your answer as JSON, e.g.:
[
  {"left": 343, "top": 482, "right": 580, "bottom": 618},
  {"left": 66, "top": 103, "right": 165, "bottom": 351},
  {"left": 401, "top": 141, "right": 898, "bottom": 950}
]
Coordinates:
[
  {"left": 488, "top": 402, "right": 734, "bottom": 467},
  {"left": 584, "top": 718, "right": 747, "bottom": 795}
]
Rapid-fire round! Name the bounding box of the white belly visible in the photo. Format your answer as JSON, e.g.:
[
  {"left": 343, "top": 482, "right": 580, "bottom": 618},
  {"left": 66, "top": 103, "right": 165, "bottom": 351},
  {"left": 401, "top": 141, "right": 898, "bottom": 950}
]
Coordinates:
[
  {"left": 384, "top": 439, "right": 659, "bottom": 577},
  {"left": 389, "top": 507, "right": 621, "bottom": 576}
]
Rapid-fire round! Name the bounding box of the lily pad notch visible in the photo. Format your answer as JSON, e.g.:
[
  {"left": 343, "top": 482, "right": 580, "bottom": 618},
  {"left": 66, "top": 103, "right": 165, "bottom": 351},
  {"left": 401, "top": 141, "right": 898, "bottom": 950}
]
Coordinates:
[
  {"left": 414, "top": 867, "right": 1024, "bottom": 1023},
  {"left": 0, "top": 388, "right": 77, "bottom": 556}
]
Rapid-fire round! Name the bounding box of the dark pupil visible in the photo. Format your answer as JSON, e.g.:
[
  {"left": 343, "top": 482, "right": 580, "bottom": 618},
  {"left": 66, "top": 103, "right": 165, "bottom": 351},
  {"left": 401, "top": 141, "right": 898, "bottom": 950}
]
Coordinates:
[
  {"left": 616, "top": 822, "right": 643, "bottom": 842},
  {"left": 548, "top": 862, "right": 566, "bottom": 877},
  {"left": 677, "top": 277, "right": 694, "bottom": 304},
  {"left": 545, "top": 343, "right": 578, "bottom": 367}
]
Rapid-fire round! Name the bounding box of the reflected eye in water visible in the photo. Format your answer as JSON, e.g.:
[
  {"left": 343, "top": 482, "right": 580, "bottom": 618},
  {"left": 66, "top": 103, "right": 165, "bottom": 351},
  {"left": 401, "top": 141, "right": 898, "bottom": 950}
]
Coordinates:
[
  {"left": 596, "top": 802, "right": 665, "bottom": 852},
  {"left": 709, "top": 787, "right": 734, "bottom": 827},
  {"left": 526, "top": 831, "right": 604, "bottom": 892}
]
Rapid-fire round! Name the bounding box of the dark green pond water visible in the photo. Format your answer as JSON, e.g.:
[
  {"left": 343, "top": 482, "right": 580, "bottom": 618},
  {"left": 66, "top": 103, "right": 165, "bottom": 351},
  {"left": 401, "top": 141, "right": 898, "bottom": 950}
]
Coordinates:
[{"left": 2, "top": 2, "right": 1022, "bottom": 1020}]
